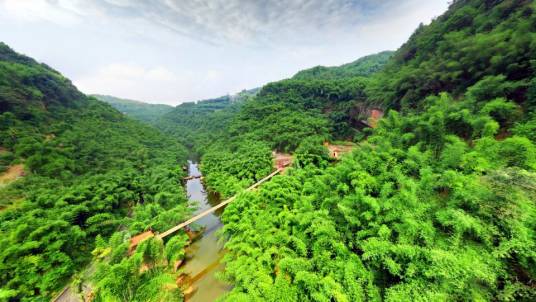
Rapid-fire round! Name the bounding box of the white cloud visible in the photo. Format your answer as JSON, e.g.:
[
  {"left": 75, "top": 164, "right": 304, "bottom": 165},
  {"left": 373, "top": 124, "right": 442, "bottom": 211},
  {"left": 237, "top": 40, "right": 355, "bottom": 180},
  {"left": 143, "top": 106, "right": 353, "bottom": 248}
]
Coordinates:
[
  {"left": 2, "top": 0, "right": 428, "bottom": 46},
  {"left": 74, "top": 63, "right": 230, "bottom": 105},
  {"left": 1, "top": 0, "right": 450, "bottom": 104},
  {"left": 74, "top": 63, "right": 185, "bottom": 105},
  {"left": 205, "top": 70, "right": 221, "bottom": 81},
  {"left": 2, "top": 0, "right": 81, "bottom": 25}
]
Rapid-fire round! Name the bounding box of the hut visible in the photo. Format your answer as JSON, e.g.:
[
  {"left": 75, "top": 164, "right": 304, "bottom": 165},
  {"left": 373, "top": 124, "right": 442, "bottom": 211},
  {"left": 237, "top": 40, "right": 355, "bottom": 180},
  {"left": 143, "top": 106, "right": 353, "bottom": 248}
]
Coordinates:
[{"left": 128, "top": 230, "right": 155, "bottom": 254}]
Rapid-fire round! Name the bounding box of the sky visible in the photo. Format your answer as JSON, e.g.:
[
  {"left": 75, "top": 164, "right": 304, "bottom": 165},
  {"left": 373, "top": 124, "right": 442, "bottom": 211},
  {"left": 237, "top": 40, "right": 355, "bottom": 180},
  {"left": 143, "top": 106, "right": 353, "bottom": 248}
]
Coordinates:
[{"left": 0, "top": 0, "right": 449, "bottom": 105}]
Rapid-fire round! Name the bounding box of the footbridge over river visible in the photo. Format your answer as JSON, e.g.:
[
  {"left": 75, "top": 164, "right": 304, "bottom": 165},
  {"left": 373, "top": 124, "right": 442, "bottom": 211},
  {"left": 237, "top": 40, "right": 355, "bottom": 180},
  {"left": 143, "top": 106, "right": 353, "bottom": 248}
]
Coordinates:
[
  {"left": 129, "top": 152, "right": 293, "bottom": 247},
  {"left": 54, "top": 166, "right": 286, "bottom": 302},
  {"left": 157, "top": 167, "right": 283, "bottom": 240}
]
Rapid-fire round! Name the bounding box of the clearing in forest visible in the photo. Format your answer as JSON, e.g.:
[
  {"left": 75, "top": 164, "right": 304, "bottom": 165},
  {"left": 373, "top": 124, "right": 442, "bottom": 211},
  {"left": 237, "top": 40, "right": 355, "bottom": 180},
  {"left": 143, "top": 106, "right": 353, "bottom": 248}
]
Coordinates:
[
  {"left": 324, "top": 142, "right": 355, "bottom": 159},
  {"left": 0, "top": 164, "right": 25, "bottom": 186},
  {"left": 274, "top": 152, "right": 292, "bottom": 169}
]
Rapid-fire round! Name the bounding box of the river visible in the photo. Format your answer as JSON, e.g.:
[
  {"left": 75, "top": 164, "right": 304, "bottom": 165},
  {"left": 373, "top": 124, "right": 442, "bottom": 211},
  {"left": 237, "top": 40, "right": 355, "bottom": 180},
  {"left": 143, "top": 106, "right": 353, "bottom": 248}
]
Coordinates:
[
  {"left": 54, "top": 161, "right": 230, "bottom": 302},
  {"left": 181, "top": 161, "right": 231, "bottom": 301}
]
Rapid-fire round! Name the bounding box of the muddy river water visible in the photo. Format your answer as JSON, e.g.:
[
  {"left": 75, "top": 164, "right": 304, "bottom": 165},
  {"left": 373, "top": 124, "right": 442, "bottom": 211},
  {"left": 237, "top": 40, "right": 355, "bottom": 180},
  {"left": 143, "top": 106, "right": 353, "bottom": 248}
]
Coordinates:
[{"left": 181, "top": 161, "right": 231, "bottom": 301}]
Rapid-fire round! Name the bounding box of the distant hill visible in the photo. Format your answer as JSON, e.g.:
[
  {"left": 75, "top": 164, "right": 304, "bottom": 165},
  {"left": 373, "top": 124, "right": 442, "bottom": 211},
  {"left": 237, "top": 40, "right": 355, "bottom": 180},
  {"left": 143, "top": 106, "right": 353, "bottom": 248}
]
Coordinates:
[
  {"left": 155, "top": 51, "right": 394, "bottom": 154},
  {"left": 92, "top": 94, "right": 173, "bottom": 124},
  {"left": 292, "top": 51, "right": 393, "bottom": 80},
  {"left": 0, "top": 43, "right": 85, "bottom": 119},
  {"left": 156, "top": 88, "right": 259, "bottom": 153}
]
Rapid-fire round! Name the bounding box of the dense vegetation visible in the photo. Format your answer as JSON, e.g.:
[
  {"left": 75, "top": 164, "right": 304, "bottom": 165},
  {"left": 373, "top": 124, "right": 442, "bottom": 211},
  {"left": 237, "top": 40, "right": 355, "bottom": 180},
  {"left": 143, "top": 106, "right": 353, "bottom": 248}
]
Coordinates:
[
  {"left": 2, "top": 0, "right": 536, "bottom": 301},
  {"left": 201, "top": 140, "right": 273, "bottom": 197},
  {"left": 158, "top": 1, "right": 536, "bottom": 301},
  {"left": 93, "top": 95, "right": 173, "bottom": 125},
  {"left": 220, "top": 93, "right": 536, "bottom": 301},
  {"left": 91, "top": 232, "right": 190, "bottom": 302},
  {"left": 0, "top": 43, "right": 192, "bottom": 301},
  {"left": 157, "top": 89, "right": 259, "bottom": 153},
  {"left": 158, "top": 95, "right": 240, "bottom": 153},
  {"left": 367, "top": 0, "right": 536, "bottom": 110},
  {"left": 229, "top": 77, "right": 369, "bottom": 149},
  {"left": 155, "top": 89, "right": 277, "bottom": 197},
  {"left": 156, "top": 54, "right": 392, "bottom": 197},
  {"left": 292, "top": 51, "right": 393, "bottom": 80}
]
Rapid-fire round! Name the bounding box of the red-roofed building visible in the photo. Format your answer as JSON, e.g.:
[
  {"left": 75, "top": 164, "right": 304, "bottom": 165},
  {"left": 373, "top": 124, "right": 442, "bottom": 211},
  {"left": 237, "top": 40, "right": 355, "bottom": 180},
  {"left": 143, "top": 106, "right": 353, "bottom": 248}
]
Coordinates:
[{"left": 129, "top": 230, "right": 155, "bottom": 254}]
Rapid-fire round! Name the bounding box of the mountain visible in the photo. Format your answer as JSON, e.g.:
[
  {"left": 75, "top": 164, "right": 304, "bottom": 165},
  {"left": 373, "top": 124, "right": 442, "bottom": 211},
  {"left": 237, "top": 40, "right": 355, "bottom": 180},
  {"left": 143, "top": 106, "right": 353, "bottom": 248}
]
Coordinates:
[
  {"left": 3, "top": 0, "right": 536, "bottom": 300},
  {"left": 156, "top": 88, "right": 259, "bottom": 153},
  {"left": 368, "top": 0, "right": 536, "bottom": 109},
  {"left": 292, "top": 50, "right": 394, "bottom": 80},
  {"left": 92, "top": 94, "right": 173, "bottom": 124},
  {"left": 166, "top": 1, "right": 536, "bottom": 301},
  {"left": 0, "top": 43, "right": 85, "bottom": 120},
  {"left": 156, "top": 51, "right": 389, "bottom": 158},
  {"left": 0, "top": 43, "right": 191, "bottom": 301}
]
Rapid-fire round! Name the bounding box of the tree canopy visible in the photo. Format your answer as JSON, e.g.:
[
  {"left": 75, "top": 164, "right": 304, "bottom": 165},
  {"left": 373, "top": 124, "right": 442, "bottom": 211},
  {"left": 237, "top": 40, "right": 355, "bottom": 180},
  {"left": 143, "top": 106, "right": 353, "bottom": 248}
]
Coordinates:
[
  {"left": 0, "top": 43, "right": 191, "bottom": 301},
  {"left": 2, "top": 0, "right": 536, "bottom": 301}
]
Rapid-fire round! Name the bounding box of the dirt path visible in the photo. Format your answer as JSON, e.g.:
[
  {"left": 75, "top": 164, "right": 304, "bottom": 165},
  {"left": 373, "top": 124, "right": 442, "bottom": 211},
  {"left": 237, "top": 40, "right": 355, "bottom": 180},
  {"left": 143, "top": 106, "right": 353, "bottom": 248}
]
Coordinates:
[{"left": 0, "top": 164, "right": 25, "bottom": 185}]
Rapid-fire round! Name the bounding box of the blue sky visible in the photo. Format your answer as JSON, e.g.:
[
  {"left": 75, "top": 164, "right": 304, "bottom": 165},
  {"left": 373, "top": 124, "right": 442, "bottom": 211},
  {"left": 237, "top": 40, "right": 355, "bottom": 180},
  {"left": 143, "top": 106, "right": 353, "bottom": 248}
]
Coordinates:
[{"left": 0, "top": 0, "right": 448, "bottom": 105}]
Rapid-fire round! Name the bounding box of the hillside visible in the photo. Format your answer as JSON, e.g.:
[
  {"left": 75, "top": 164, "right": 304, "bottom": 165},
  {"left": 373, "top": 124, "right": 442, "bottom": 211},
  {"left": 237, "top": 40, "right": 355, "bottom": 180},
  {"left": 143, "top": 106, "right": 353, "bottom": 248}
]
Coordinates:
[
  {"left": 292, "top": 50, "right": 393, "bottom": 80},
  {"left": 92, "top": 94, "right": 173, "bottom": 124},
  {"left": 156, "top": 51, "right": 390, "bottom": 161},
  {"left": 0, "top": 43, "right": 192, "bottom": 301},
  {"left": 368, "top": 0, "right": 536, "bottom": 109},
  {"left": 157, "top": 88, "right": 259, "bottom": 153},
  {"left": 162, "top": 1, "right": 536, "bottom": 301},
  {"left": 2, "top": 0, "right": 536, "bottom": 301}
]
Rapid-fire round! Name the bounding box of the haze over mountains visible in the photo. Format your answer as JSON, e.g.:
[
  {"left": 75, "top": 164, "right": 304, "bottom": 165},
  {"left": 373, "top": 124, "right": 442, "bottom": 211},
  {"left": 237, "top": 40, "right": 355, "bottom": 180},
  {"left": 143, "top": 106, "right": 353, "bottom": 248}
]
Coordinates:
[{"left": 92, "top": 95, "right": 173, "bottom": 124}]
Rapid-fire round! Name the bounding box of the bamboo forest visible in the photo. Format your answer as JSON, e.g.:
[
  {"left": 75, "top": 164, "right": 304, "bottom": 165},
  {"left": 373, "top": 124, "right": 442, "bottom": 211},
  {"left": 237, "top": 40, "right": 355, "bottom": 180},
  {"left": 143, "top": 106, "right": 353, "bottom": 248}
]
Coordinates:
[{"left": 0, "top": 0, "right": 535, "bottom": 301}]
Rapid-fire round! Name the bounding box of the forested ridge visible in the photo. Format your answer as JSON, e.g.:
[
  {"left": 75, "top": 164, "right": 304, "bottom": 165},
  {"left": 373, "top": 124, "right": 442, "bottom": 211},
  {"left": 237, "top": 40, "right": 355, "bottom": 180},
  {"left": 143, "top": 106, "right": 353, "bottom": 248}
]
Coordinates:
[
  {"left": 157, "top": 88, "right": 259, "bottom": 153},
  {"left": 1, "top": 0, "right": 536, "bottom": 301},
  {"left": 93, "top": 94, "right": 173, "bottom": 125},
  {"left": 368, "top": 0, "right": 536, "bottom": 109},
  {"left": 292, "top": 51, "right": 393, "bottom": 80},
  {"left": 0, "top": 43, "right": 193, "bottom": 301},
  {"left": 155, "top": 52, "right": 393, "bottom": 198}
]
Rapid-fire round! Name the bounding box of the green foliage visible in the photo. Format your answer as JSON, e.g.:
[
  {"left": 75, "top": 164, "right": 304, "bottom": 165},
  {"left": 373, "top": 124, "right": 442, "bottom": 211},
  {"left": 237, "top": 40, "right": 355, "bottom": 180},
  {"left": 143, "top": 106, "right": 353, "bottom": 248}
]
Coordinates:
[
  {"left": 0, "top": 43, "right": 190, "bottom": 301},
  {"left": 292, "top": 51, "right": 393, "bottom": 80},
  {"left": 293, "top": 137, "right": 330, "bottom": 169},
  {"left": 157, "top": 89, "right": 259, "bottom": 155},
  {"left": 513, "top": 113, "right": 536, "bottom": 142},
  {"left": 164, "top": 234, "right": 189, "bottom": 265},
  {"left": 368, "top": 0, "right": 536, "bottom": 109},
  {"left": 150, "top": 3, "right": 536, "bottom": 300},
  {"left": 156, "top": 61, "right": 378, "bottom": 158},
  {"left": 480, "top": 98, "right": 521, "bottom": 128},
  {"left": 92, "top": 236, "right": 185, "bottom": 302},
  {"left": 220, "top": 93, "right": 536, "bottom": 301},
  {"left": 154, "top": 55, "right": 388, "bottom": 203},
  {"left": 202, "top": 140, "right": 273, "bottom": 197},
  {"left": 4, "top": 1, "right": 536, "bottom": 301},
  {"left": 228, "top": 77, "right": 371, "bottom": 150},
  {"left": 93, "top": 94, "right": 173, "bottom": 125}
]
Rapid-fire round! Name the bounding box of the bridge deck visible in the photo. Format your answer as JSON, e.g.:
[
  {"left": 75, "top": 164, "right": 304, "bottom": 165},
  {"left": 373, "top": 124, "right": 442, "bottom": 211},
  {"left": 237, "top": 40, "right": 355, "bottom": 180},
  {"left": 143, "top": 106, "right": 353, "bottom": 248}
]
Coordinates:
[{"left": 158, "top": 168, "right": 282, "bottom": 239}]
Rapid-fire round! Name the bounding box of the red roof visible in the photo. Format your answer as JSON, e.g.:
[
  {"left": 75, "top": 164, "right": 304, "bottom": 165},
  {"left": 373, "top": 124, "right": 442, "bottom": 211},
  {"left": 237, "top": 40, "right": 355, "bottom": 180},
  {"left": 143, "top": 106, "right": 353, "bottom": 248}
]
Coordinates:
[{"left": 129, "top": 231, "right": 154, "bottom": 252}]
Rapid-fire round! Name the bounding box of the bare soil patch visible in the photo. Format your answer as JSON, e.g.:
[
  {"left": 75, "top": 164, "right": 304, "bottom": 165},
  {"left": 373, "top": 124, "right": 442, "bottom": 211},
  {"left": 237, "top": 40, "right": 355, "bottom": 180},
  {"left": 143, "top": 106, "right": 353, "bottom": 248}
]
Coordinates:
[{"left": 0, "top": 164, "right": 25, "bottom": 185}]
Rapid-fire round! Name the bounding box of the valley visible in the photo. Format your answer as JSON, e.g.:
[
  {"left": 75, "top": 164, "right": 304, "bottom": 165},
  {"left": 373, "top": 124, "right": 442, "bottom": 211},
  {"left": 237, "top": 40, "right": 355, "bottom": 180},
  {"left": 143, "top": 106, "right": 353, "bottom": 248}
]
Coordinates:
[{"left": 1, "top": 1, "right": 536, "bottom": 301}]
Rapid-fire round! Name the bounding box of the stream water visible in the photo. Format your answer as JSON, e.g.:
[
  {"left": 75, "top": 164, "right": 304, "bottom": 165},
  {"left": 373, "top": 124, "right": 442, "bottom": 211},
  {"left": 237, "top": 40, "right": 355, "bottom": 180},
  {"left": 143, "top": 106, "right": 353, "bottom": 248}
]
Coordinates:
[{"left": 181, "top": 161, "right": 231, "bottom": 301}]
